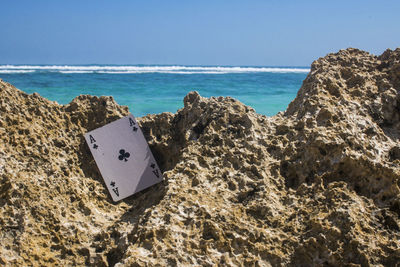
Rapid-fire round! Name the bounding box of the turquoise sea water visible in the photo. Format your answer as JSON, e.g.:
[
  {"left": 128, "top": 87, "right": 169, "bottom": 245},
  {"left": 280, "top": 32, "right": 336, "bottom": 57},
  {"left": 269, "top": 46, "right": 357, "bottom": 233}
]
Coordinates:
[{"left": 0, "top": 65, "right": 308, "bottom": 117}]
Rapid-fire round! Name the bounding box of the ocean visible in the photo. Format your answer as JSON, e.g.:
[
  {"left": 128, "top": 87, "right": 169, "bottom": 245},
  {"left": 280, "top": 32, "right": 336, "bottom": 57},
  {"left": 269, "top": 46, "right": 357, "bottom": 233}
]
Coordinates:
[{"left": 0, "top": 65, "right": 309, "bottom": 117}]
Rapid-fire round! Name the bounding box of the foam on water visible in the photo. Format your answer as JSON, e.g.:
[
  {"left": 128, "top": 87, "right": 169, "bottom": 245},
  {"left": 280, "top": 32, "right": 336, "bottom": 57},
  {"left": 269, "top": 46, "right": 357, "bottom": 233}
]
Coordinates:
[
  {"left": 59, "top": 71, "right": 94, "bottom": 74},
  {"left": 95, "top": 71, "right": 230, "bottom": 74},
  {"left": 0, "top": 70, "right": 35, "bottom": 73}
]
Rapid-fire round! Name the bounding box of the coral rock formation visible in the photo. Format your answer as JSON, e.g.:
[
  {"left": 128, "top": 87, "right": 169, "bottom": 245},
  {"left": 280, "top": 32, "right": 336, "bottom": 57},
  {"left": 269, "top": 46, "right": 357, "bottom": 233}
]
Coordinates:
[{"left": 1, "top": 48, "right": 400, "bottom": 266}]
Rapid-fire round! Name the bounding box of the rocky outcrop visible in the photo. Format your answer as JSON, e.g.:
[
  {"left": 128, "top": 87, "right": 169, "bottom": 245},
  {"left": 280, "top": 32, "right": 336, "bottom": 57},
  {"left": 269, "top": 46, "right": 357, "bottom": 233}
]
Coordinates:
[{"left": 1, "top": 48, "right": 400, "bottom": 266}]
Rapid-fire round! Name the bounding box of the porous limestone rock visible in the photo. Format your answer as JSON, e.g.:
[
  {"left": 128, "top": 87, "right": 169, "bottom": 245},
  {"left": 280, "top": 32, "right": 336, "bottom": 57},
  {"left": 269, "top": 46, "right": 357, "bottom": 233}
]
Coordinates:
[{"left": 1, "top": 48, "right": 400, "bottom": 266}]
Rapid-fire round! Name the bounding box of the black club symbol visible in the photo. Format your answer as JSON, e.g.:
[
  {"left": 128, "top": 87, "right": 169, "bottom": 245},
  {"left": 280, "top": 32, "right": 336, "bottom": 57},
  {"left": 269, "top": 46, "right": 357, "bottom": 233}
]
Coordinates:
[
  {"left": 118, "top": 149, "right": 130, "bottom": 162},
  {"left": 150, "top": 163, "right": 155, "bottom": 169},
  {"left": 133, "top": 127, "right": 138, "bottom": 132},
  {"left": 110, "top": 181, "right": 115, "bottom": 187}
]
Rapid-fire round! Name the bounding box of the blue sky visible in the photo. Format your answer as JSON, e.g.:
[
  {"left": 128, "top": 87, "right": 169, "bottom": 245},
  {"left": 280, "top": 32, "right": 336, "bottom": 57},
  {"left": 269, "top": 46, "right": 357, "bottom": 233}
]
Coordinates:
[{"left": 0, "top": 0, "right": 399, "bottom": 66}]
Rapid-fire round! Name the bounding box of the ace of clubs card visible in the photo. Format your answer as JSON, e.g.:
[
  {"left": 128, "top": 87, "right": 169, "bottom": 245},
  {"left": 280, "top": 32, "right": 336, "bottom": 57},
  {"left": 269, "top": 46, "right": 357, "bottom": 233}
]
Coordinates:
[{"left": 84, "top": 114, "right": 162, "bottom": 201}]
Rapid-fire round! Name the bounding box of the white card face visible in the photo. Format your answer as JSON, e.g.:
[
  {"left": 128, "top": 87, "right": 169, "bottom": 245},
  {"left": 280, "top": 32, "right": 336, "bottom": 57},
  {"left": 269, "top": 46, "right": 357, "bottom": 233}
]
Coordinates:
[{"left": 84, "top": 114, "right": 163, "bottom": 202}]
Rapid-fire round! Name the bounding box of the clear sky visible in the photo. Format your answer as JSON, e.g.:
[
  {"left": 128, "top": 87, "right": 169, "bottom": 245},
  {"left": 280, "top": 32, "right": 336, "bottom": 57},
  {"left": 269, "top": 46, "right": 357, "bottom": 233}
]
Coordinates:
[{"left": 0, "top": 0, "right": 399, "bottom": 66}]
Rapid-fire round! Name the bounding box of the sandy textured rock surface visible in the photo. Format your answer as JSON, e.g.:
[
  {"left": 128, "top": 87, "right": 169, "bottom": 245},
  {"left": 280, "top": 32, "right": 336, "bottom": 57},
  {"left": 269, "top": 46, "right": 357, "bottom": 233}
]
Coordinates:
[{"left": 1, "top": 48, "right": 400, "bottom": 266}]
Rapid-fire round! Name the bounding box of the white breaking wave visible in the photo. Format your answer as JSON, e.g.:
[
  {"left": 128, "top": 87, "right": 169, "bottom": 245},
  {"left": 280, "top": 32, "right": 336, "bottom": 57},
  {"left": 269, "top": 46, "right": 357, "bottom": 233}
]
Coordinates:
[
  {"left": 59, "top": 70, "right": 94, "bottom": 74},
  {"left": 0, "top": 70, "right": 35, "bottom": 73},
  {"left": 0, "top": 65, "right": 310, "bottom": 74},
  {"left": 96, "top": 70, "right": 229, "bottom": 74}
]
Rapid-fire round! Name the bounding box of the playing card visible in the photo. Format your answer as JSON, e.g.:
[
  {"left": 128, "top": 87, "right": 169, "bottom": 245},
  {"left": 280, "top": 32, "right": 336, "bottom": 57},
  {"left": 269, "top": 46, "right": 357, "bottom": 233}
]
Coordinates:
[{"left": 84, "top": 113, "right": 163, "bottom": 201}]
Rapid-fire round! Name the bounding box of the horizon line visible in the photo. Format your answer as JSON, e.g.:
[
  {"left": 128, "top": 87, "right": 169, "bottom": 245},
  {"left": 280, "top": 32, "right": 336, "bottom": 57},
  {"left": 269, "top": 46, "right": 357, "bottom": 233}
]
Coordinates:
[{"left": 0, "top": 63, "right": 310, "bottom": 68}]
